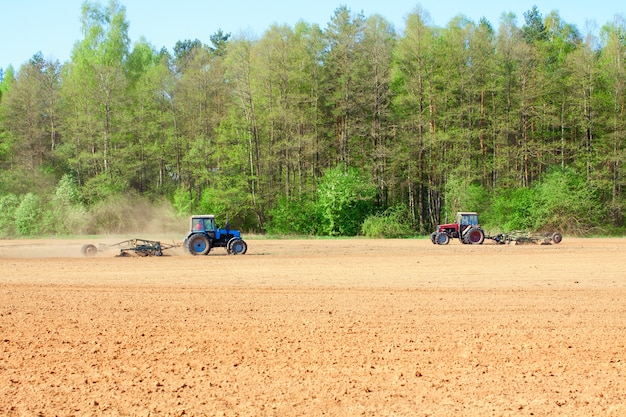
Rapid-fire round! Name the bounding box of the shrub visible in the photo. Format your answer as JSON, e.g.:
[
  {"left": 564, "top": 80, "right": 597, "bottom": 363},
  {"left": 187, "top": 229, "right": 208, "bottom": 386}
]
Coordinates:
[
  {"left": 0, "top": 193, "right": 20, "bottom": 236},
  {"left": 532, "top": 168, "right": 605, "bottom": 234},
  {"left": 14, "top": 193, "right": 43, "bottom": 236},
  {"left": 266, "top": 195, "right": 318, "bottom": 236},
  {"left": 361, "top": 205, "right": 413, "bottom": 238},
  {"left": 42, "top": 174, "right": 88, "bottom": 235},
  {"left": 316, "top": 165, "right": 376, "bottom": 236},
  {"left": 172, "top": 186, "right": 195, "bottom": 216},
  {"left": 485, "top": 168, "right": 606, "bottom": 235},
  {"left": 487, "top": 187, "right": 536, "bottom": 231}
]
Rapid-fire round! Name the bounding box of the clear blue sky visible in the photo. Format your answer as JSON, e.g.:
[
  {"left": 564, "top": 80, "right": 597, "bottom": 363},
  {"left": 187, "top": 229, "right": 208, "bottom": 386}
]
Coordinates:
[{"left": 1, "top": 0, "right": 623, "bottom": 71}]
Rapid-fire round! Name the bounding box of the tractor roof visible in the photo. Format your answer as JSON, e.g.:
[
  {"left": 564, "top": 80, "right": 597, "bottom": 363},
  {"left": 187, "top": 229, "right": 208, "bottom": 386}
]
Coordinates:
[{"left": 191, "top": 214, "right": 215, "bottom": 219}]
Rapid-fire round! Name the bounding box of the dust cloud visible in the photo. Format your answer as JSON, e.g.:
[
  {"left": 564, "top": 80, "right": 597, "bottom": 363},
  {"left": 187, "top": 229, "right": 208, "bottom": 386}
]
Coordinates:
[{"left": 1, "top": 199, "right": 190, "bottom": 259}]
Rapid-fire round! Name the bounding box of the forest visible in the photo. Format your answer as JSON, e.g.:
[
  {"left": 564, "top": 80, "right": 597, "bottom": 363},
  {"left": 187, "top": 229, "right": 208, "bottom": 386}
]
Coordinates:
[{"left": 0, "top": 1, "right": 624, "bottom": 237}]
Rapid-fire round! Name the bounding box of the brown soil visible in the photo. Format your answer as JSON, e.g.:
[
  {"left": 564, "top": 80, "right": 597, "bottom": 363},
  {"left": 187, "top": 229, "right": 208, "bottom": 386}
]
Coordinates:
[{"left": 1, "top": 237, "right": 625, "bottom": 416}]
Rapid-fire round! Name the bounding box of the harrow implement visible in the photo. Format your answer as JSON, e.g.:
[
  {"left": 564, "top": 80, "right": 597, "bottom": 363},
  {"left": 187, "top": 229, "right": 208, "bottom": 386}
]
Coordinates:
[
  {"left": 487, "top": 231, "right": 563, "bottom": 245},
  {"left": 81, "top": 238, "right": 180, "bottom": 257}
]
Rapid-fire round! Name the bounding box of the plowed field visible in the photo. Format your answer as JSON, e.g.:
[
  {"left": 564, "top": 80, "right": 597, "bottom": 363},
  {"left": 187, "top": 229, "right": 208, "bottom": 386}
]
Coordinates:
[{"left": 1, "top": 237, "right": 625, "bottom": 416}]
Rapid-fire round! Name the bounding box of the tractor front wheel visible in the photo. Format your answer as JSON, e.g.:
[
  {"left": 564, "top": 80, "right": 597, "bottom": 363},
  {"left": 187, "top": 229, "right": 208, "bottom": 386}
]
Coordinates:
[
  {"left": 435, "top": 232, "right": 450, "bottom": 245},
  {"left": 228, "top": 238, "right": 248, "bottom": 255},
  {"left": 187, "top": 234, "right": 211, "bottom": 255}
]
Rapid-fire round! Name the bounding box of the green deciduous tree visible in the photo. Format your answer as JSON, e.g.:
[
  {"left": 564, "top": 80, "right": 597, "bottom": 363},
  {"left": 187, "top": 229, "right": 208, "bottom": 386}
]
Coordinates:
[
  {"left": 125, "top": 43, "right": 176, "bottom": 195},
  {"left": 597, "top": 16, "right": 626, "bottom": 226},
  {"left": 316, "top": 165, "right": 376, "bottom": 235},
  {"left": 322, "top": 6, "right": 365, "bottom": 166},
  {"left": 356, "top": 15, "right": 395, "bottom": 206},
  {"left": 1, "top": 54, "right": 61, "bottom": 172},
  {"left": 391, "top": 6, "right": 439, "bottom": 231},
  {"left": 60, "top": 0, "right": 131, "bottom": 184},
  {"left": 14, "top": 192, "right": 43, "bottom": 236},
  {"left": 487, "top": 187, "right": 536, "bottom": 231},
  {"left": 225, "top": 34, "right": 265, "bottom": 226}
]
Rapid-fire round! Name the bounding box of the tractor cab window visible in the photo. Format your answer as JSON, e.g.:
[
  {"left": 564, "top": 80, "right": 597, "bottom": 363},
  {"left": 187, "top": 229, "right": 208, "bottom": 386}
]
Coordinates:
[
  {"left": 192, "top": 218, "right": 215, "bottom": 232},
  {"left": 192, "top": 218, "right": 204, "bottom": 231},
  {"left": 460, "top": 214, "right": 478, "bottom": 225}
]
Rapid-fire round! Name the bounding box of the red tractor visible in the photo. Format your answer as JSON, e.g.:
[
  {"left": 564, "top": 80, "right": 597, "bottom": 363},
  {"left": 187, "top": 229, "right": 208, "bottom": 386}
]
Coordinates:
[{"left": 430, "top": 212, "right": 485, "bottom": 245}]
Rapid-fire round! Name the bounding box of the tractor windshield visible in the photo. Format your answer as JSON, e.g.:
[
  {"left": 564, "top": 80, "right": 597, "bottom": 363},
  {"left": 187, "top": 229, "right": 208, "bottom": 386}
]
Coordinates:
[
  {"left": 465, "top": 214, "right": 478, "bottom": 226},
  {"left": 192, "top": 218, "right": 204, "bottom": 231},
  {"left": 192, "top": 218, "right": 215, "bottom": 232},
  {"left": 460, "top": 214, "right": 478, "bottom": 225}
]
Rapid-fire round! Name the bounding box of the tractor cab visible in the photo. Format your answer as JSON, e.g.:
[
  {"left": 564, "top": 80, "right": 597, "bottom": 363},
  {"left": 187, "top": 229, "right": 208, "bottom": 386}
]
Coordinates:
[
  {"left": 191, "top": 215, "right": 215, "bottom": 234},
  {"left": 455, "top": 212, "right": 481, "bottom": 240},
  {"left": 456, "top": 212, "right": 479, "bottom": 228}
]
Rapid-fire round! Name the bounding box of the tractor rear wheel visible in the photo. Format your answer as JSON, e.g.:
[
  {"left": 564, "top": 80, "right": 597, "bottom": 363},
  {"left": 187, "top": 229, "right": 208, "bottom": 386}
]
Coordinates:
[
  {"left": 435, "top": 232, "right": 450, "bottom": 245},
  {"left": 465, "top": 227, "right": 485, "bottom": 245},
  {"left": 81, "top": 244, "right": 98, "bottom": 257},
  {"left": 228, "top": 238, "right": 247, "bottom": 255},
  {"left": 186, "top": 234, "right": 211, "bottom": 255}
]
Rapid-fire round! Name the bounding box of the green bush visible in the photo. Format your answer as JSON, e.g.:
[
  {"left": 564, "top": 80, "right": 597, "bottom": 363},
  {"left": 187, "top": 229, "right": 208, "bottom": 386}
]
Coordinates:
[
  {"left": 485, "top": 168, "right": 606, "bottom": 235},
  {"left": 0, "top": 193, "right": 20, "bottom": 236},
  {"left": 14, "top": 193, "right": 43, "bottom": 236},
  {"left": 316, "top": 165, "right": 376, "bottom": 236},
  {"left": 266, "top": 195, "right": 318, "bottom": 236},
  {"left": 172, "top": 186, "right": 195, "bottom": 215},
  {"left": 532, "top": 168, "right": 605, "bottom": 234},
  {"left": 361, "top": 205, "right": 413, "bottom": 238},
  {"left": 487, "top": 187, "right": 536, "bottom": 231},
  {"left": 54, "top": 174, "right": 83, "bottom": 206},
  {"left": 46, "top": 175, "right": 88, "bottom": 235}
]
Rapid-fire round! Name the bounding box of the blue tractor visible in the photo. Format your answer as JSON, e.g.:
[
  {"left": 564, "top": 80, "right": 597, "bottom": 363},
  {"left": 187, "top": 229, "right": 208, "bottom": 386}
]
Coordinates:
[{"left": 183, "top": 215, "right": 248, "bottom": 255}]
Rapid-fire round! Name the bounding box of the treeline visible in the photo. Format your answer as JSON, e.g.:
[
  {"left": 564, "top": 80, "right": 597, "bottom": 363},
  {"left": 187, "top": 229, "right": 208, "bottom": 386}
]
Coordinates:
[{"left": 0, "top": 1, "right": 624, "bottom": 237}]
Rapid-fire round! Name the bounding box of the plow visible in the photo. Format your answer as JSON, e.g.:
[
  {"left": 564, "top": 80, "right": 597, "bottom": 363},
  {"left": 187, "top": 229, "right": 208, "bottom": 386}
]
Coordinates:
[
  {"left": 81, "top": 238, "right": 180, "bottom": 257},
  {"left": 487, "top": 231, "right": 563, "bottom": 245}
]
